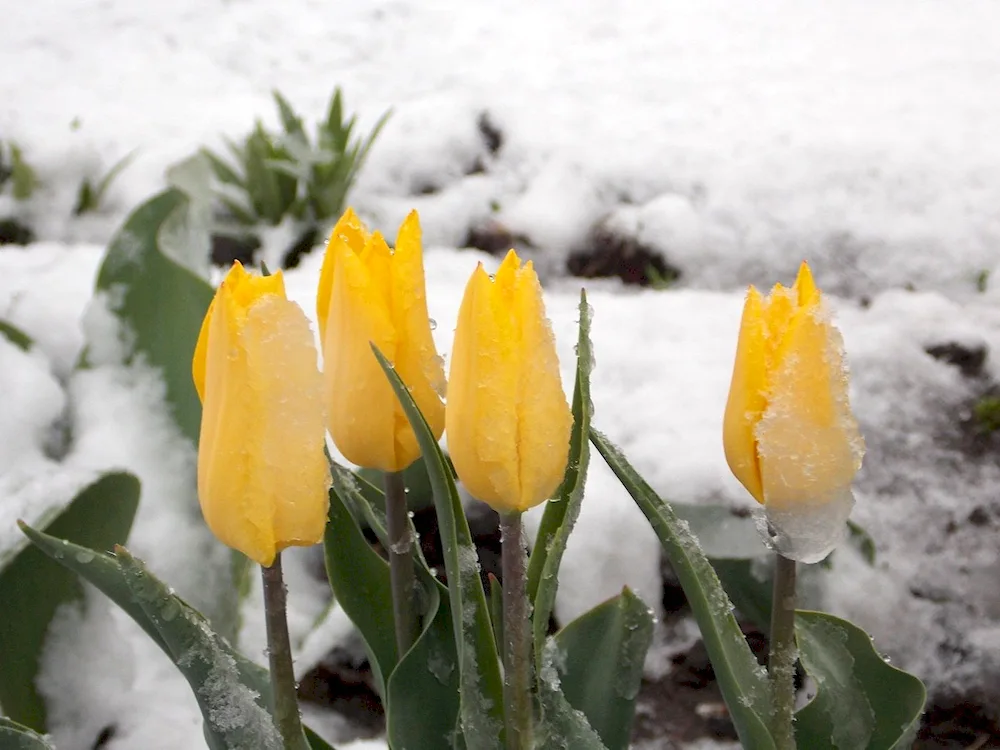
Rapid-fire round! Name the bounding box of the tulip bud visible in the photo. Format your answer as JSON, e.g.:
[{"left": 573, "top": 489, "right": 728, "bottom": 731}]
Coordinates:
[
  {"left": 317, "top": 208, "right": 446, "bottom": 472},
  {"left": 722, "top": 262, "right": 864, "bottom": 563},
  {"left": 192, "top": 262, "right": 331, "bottom": 567},
  {"left": 446, "top": 250, "right": 572, "bottom": 513}
]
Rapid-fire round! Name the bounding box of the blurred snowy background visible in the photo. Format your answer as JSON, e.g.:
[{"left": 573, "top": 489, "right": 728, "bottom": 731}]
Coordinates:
[{"left": 2, "top": 1, "right": 1000, "bottom": 748}]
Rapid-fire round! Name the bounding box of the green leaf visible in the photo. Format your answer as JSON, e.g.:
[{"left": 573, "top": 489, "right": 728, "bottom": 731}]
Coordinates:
[
  {"left": 589, "top": 428, "right": 776, "bottom": 750},
  {"left": 218, "top": 193, "right": 259, "bottom": 227},
  {"left": 846, "top": 520, "right": 876, "bottom": 565},
  {"left": 554, "top": 588, "right": 654, "bottom": 750},
  {"left": 303, "top": 726, "right": 337, "bottom": 750},
  {"left": 0, "top": 718, "right": 57, "bottom": 749},
  {"left": 671, "top": 504, "right": 768, "bottom": 560},
  {"left": 0, "top": 472, "right": 140, "bottom": 730},
  {"left": 373, "top": 346, "right": 505, "bottom": 749},
  {"left": 711, "top": 558, "right": 774, "bottom": 632},
  {"left": 114, "top": 547, "right": 285, "bottom": 749},
  {"left": 323, "top": 472, "right": 398, "bottom": 697},
  {"left": 330, "top": 460, "right": 390, "bottom": 548},
  {"left": 73, "top": 150, "right": 137, "bottom": 216},
  {"left": 10, "top": 144, "right": 38, "bottom": 201},
  {"left": 18, "top": 526, "right": 325, "bottom": 748},
  {"left": 488, "top": 573, "right": 504, "bottom": 651},
  {"left": 527, "top": 290, "right": 593, "bottom": 672},
  {"left": 307, "top": 90, "right": 389, "bottom": 222},
  {"left": 243, "top": 127, "right": 289, "bottom": 225},
  {"left": 385, "top": 565, "right": 462, "bottom": 750},
  {"left": 200, "top": 147, "right": 245, "bottom": 187},
  {"left": 324, "top": 89, "right": 345, "bottom": 141},
  {"left": 273, "top": 90, "right": 307, "bottom": 141},
  {"left": 0, "top": 319, "right": 32, "bottom": 351},
  {"left": 89, "top": 190, "right": 214, "bottom": 445},
  {"left": 795, "top": 611, "right": 925, "bottom": 750},
  {"left": 325, "top": 459, "right": 462, "bottom": 750},
  {"left": 534, "top": 639, "right": 608, "bottom": 750},
  {"left": 72, "top": 180, "right": 96, "bottom": 216}
]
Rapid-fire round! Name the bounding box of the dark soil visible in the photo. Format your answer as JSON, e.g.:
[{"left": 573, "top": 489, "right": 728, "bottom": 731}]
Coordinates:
[
  {"left": 567, "top": 223, "right": 680, "bottom": 287},
  {"left": 0, "top": 217, "right": 35, "bottom": 245}
]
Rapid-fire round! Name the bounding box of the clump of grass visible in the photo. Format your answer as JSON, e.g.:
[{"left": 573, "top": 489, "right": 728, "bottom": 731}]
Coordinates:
[
  {"left": 976, "top": 269, "right": 990, "bottom": 293},
  {"left": 0, "top": 140, "right": 38, "bottom": 201},
  {"left": 73, "top": 150, "right": 136, "bottom": 215},
  {"left": 201, "top": 88, "right": 389, "bottom": 231},
  {"left": 973, "top": 396, "right": 1000, "bottom": 433},
  {"left": 0, "top": 140, "right": 38, "bottom": 245},
  {"left": 646, "top": 262, "right": 679, "bottom": 290}
]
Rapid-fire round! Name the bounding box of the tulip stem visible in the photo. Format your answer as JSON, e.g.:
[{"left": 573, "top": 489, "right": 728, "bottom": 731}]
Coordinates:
[
  {"left": 500, "top": 511, "right": 532, "bottom": 750},
  {"left": 261, "top": 554, "right": 309, "bottom": 750},
  {"left": 768, "top": 553, "right": 798, "bottom": 750},
  {"left": 384, "top": 470, "right": 419, "bottom": 658}
]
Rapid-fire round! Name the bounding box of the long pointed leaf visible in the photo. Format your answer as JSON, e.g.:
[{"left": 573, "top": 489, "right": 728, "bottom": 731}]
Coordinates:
[
  {"left": 0, "top": 472, "right": 139, "bottom": 729},
  {"left": 200, "top": 147, "right": 245, "bottom": 187},
  {"left": 372, "top": 346, "right": 505, "bottom": 749},
  {"left": 20, "top": 526, "right": 327, "bottom": 748},
  {"left": 115, "top": 547, "right": 283, "bottom": 749},
  {"left": 0, "top": 319, "right": 32, "bottom": 351},
  {"left": 527, "top": 289, "right": 593, "bottom": 663},
  {"left": 385, "top": 564, "right": 461, "bottom": 750},
  {"left": 273, "top": 90, "right": 307, "bottom": 141},
  {"left": 589, "top": 428, "right": 776, "bottom": 750},
  {"left": 0, "top": 718, "right": 56, "bottom": 749},
  {"left": 323, "top": 476, "right": 397, "bottom": 697}
]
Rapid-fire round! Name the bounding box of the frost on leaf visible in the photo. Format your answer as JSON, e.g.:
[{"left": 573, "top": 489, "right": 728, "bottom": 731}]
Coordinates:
[{"left": 182, "top": 621, "right": 283, "bottom": 749}]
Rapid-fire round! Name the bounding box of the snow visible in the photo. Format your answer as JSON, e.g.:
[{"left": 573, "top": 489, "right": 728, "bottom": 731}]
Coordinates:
[
  {"left": 4, "top": 0, "right": 1000, "bottom": 294},
  {"left": 3, "top": 0, "right": 1000, "bottom": 745}
]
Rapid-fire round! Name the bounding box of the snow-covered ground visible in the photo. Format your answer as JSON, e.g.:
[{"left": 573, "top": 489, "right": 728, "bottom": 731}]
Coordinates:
[{"left": 3, "top": 0, "right": 1000, "bottom": 747}]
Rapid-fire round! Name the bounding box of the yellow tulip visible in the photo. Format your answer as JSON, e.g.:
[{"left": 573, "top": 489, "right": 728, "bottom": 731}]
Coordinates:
[
  {"left": 446, "top": 250, "right": 573, "bottom": 513},
  {"left": 723, "top": 262, "right": 864, "bottom": 542},
  {"left": 317, "top": 208, "right": 446, "bottom": 472},
  {"left": 192, "top": 262, "right": 331, "bottom": 567}
]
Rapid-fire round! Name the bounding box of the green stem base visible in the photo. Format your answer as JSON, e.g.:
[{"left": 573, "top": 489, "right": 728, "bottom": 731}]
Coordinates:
[
  {"left": 261, "top": 553, "right": 308, "bottom": 750},
  {"left": 501, "top": 511, "right": 532, "bottom": 750},
  {"left": 385, "top": 470, "right": 418, "bottom": 658},
  {"left": 768, "top": 553, "right": 798, "bottom": 750}
]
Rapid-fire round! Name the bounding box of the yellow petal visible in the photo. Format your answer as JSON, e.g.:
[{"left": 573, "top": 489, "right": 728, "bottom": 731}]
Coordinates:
[
  {"left": 794, "top": 261, "right": 820, "bottom": 307},
  {"left": 511, "top": 260, "right": 572, "bottom": 510},
  {"left": 762, "top": 283, "right": 797, "bottom": 380},
  {"left": 197, "top": 272, "right": 330, "bottom": 566},
  {"left": 755, "top": 301, "right": 864, "bottom": 511},
  {"left": 362, "top": 231, "right": 394, "bottom": 317},
  {"left": 317, "top": 207, "right": 368, "bottom": 342},
  {"left": 722, "top": 286, "right": 768, "bottom": 503},
  {"left": 320, "top": 210, "right": 445, "bottom": 471},
  {"left": 447, "top": 263, "right": 520, "bottom": 509},
  {"left": 322, "top": 239, "right": 400, "bottom": 470},
  {"left": 446, "top": 251, "right": 571, "bottom": 513},
  {"left": 389, "top": 211, "right": 446, "bottom": 467},
  {"left": 193, "top": 262, "right": 284, "bottom": 403},
  {"left": 191, "top": 293, "right": 215, "bottom": 404}
]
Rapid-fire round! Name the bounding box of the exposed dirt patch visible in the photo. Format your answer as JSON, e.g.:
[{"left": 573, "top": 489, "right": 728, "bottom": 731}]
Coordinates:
[
  {"left": 0, "top": 217, "right": 34, "bottom": 245},
  {"left": 567, "top": 222, "right": 680, "bottom": 287},
  {"left": 298, "top": 645, "right": 385, "bottom": 743},
  {"left": 463, "top": 218, "right": 533, "bottom": 257},
  {"left": 916, "top": 698, "right": 1000, "bottom": 749},
  {"left": 210, "top": 232, "right": 260, "bottom": 266}
]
